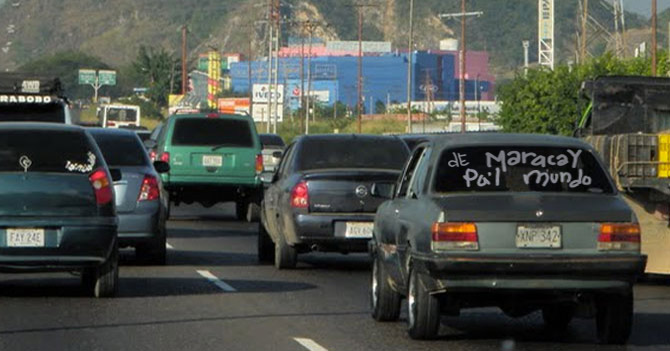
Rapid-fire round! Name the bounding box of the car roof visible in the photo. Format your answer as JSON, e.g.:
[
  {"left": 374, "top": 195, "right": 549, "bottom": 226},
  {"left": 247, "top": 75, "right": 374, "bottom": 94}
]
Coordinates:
[
  {"left": 295, "top": 134, "right": 403, "bottom": 143},
  {"left": 0, "top": 122, "right": 83, "bottom": 132},
  {"left": 86, "top": 127, "right": 139, "bottom": 137},
  {"left": 171, "top": 113, "right": 253, "bottom": 121},
  {"left": 425, "top": 133, "right": 592, "bottom": 149}
]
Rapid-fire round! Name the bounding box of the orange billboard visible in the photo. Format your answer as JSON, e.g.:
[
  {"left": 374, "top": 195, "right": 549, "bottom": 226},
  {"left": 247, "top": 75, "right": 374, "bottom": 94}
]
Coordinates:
[{"left": 218, "top": 97, "right": 250, "bottom": 114}]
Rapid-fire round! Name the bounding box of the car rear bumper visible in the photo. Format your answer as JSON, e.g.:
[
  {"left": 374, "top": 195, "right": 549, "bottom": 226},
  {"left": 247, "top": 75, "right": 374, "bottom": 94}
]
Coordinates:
[
  {"left": 410, "top": 252, "right": 647, "bottom": 292},
  {"left": 287, "top": 213, "right": 375, "bottom": 252},
  {"left": 165, "top": 182, "right": 262, "bottom": 203},
  {"left": 117, "top": 201, "right": 161, "bottom": 247},
  {"left": 164, "top": 175, "right": 261, "bottom": 187},
  {"left": 0, "top": 219, "right": 117, "bottom": 272}
]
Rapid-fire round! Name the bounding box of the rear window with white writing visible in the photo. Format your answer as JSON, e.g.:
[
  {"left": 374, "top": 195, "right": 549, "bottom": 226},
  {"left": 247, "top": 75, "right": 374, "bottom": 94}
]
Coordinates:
[{"left": 434, "top": 147, "right": 614, "bottom": 194}]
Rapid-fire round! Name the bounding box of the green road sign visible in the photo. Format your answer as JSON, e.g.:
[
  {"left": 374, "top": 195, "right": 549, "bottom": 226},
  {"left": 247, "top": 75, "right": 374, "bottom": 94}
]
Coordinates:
[
  {"left": 98, "top": 70, "right": 117, "bottom": 86},
  {"left": 78, "top": 69, "right": 97, "bottom": 85}
]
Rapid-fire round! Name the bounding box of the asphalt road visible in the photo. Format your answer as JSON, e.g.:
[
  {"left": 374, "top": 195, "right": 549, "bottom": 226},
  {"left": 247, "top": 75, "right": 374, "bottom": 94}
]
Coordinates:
[{"left": 1, "top": 204, "right": 670, "bottom": 351}]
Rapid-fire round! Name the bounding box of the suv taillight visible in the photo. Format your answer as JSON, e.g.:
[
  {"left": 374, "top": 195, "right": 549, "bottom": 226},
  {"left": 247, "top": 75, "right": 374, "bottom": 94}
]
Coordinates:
[
  {"left": 431, "top": 222, "right": 479, "bottom": 251},
  {"left": 89, "top": 168, "right": 113, "bottom": 205},
  {"left": 160, "top": 152, "right": 170, "bottom": 163},
  {"left": 291, "top": 181, "right": 309, "bottom": 208},
  {"left": 256, "top": 154, "right": 264, "bottom": 174},
  {"left": 138, "top": 174, "right": 160, "bottom": 201},
  {"left": 598, "top": 223, "right": 641, "bottom": 251}
]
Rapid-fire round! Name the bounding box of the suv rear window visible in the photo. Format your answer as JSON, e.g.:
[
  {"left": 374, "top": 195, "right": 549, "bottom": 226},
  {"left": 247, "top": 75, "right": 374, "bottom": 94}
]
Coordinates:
[
  {"left": 434, "top": 146, "right": 614, "bottom": 194},
  {"left": 297, "top": 138, "right": 408, "bottom": 171},
  {"left": 0, "top": 130, "right": 97, "bottom": 173},
  {"left": 260, "top": 134, "right": 285, "bottom": 147},
  {"left": 0, "top": 102, "right": 65, "bottom": 123},
  {"left": 92, "top": 133, "right": 147, "bottom": 167},
  {"left": 106, "top": 108, "right": 138, "bottom": 122},
  {"left": 172, "top": 118, "right": 254, "bottom": 147}
]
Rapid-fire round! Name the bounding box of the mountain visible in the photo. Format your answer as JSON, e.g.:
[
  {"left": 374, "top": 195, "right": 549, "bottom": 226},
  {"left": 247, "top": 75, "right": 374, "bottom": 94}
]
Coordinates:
[{"left": 0, "top": 0, "right": 650, "bottom": 76}]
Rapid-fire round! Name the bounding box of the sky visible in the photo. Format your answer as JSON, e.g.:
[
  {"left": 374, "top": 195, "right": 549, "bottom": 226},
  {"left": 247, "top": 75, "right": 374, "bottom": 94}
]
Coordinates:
[{"left": 625, "top": 0, "right": 670, "bottom": 16}]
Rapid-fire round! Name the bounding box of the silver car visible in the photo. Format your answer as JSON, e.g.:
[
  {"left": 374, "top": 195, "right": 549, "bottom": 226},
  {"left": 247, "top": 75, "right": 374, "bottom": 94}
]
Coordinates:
[{"left": 90, "top": 128, "right": 170, "bottom": 264}]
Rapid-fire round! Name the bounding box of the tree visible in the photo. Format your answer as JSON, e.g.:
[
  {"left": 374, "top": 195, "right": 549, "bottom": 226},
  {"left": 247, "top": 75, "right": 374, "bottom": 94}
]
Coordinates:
[
  {"left": 497, "top": 53, "right": 658, "bottom": 135},
  {"left": 132, "top": 46, "right": 182, "bottom": 107}
]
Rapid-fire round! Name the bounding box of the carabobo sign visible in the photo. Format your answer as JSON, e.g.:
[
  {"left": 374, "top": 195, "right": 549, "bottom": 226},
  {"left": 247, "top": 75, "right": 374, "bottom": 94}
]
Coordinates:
[{"left": 0, "top": 94, "right": 54, "bottom": 104}]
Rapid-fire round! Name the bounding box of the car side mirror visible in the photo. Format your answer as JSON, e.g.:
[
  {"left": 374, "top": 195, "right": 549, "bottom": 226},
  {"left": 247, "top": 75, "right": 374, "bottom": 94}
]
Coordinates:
[
  {"left": 153, "top": 161, "right": 170, "bottom": 173},
  {"left": 109, "top": 169, "right": 122, "bottom": 182},
  {"left": 272, "top": 151, "right": 283, "bottom": 158},
  {"left": 144, "top": 139, "right": 157, "bottom": 149},
  {"left": 371, "top": 183, "right": 395, "bottom": 199}
]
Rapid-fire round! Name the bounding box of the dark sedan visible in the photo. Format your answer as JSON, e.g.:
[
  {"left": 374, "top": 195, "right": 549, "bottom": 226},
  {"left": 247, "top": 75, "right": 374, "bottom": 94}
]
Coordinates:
[
  {"left": 258, "top": 134, "right": 410, "bottom": 269},
  {"left": 89, "top": 128, "right": 170, "bottom": 264},
  {"left": 0, "top": 123, "right": 119, "bottom": 297},
  {"left": 369, "top": 133, "right": 646, "bottom": 344}
]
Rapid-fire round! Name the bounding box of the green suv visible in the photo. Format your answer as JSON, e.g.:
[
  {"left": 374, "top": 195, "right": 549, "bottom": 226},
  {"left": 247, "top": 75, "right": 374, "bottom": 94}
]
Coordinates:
[{"left": 153, "top": 113, "right": 263, "bottom": 220}]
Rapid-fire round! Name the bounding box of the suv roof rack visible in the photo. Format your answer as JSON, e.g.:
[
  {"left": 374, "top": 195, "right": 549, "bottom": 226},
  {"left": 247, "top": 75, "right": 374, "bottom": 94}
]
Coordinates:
[{"left": 0, "top": 73, "right": 64, "bottom": 96}]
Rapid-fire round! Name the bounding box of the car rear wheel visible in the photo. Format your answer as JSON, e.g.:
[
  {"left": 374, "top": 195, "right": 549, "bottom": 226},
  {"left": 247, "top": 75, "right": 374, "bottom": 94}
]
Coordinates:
[
  {"left": 82, "top": 243, "right": 119, "bottom": 298},
  {"left": 258, "top": 222, "right": 275, "bottom": 263},
  {"left": 235, "top": 200, "right": 247, "bottom": 221},
  {"left": 596, "top": 288, "right": 634, "bottom": 345},
  {"left": 542, "top": 303, "right": 575, "bottom": 331},
  {"left": 371, "top": 255, "right": 402, "bottom": 322},
  {"left": 407, "top": 268, "right": 441, "bottom": 340},
  {"left": 274, "top": 235, "right": 297, "bottom": 269}
]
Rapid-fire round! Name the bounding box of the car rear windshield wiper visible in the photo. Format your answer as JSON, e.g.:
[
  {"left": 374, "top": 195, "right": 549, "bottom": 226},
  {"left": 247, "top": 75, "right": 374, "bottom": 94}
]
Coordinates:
[{"left": 211, "top": 144, "right": 236, "bottom": 151}]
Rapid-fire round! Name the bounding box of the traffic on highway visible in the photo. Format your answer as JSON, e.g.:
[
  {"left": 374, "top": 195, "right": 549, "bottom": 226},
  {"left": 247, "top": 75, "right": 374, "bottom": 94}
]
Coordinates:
[{"left": 2, "top": 1, "right": 670, "bottom": 350}]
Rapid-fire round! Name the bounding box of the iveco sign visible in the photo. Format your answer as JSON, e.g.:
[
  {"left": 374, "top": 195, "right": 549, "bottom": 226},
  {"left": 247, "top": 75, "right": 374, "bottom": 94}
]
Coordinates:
[
  {"left": 252, "top": 84, "right": 285, "bottom": 104},
  {"left": 0, "top": 95, "right": 54, "bottom": 104}
]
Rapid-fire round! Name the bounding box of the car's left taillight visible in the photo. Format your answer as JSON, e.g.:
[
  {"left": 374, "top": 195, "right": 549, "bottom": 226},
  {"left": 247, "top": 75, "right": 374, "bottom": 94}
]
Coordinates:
[
  {"left": 291, "top": 181, "right": 309, "bottom": 209},
  {"left": 89, "top": 168, "right": 113, "bottom": 205},
  {"left": 138, "top": 174, "right": 160, "bottom": 202},
  {"left": 256, "top": 154, "right": 264, "bottom": 174},
  {"left": 431, "top": 222, "right": 479, "bottom": 251},
  {"left": 598, "top": 223, "right": 641, "bottom": 251}
]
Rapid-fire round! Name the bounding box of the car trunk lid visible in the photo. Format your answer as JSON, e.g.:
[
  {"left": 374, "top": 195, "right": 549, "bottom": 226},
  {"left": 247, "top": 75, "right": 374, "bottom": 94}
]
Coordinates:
[
  {"left": 305, "top": 169, "right": 400, "bottom": 213},
  {"left": 113, "top": 166, "right": 151, "bottom": 213}
]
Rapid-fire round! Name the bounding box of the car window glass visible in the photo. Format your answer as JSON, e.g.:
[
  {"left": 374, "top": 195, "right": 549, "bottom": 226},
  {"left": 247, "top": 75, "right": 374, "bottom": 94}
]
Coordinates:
[
  {"left": 92, "top": 133, "right": 148, "bottom": 167},
  {"left": 260, "top": 134, "right": 285, "bottom": 148},
  {"left": 297, "top": 138, "right": 408, "bottom": 171},
  {"left": 407, "top": 148, "right": 431, "bottom": 198},
  {"left": 433, "top": 146, "right": 615, "bottom": 194},
  {"left": 172, "top": 118, "right": 253, "bottom": 147},
  {"left": 397, "top": 146, "right": 425, "bottom": 197},
  {"left": 0, "top": 130, "right": 97, "bottom": 173},
  {"left": 0, "top": 101, "right": 65, "bottom": 123},
  {"left": 277, "top": 144, "right": 294, "bottom": 177}
]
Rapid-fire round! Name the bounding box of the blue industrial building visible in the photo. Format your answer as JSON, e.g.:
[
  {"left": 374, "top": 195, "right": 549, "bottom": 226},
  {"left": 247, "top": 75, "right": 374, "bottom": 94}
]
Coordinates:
[{"left": 229, "top": 51, "right": 491, "bottom": 114}]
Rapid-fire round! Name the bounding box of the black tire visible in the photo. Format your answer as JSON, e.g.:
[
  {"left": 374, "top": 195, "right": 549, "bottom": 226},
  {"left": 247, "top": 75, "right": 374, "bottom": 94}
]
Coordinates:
[
  {"left": 407, "top": 268, "right": 441, "bottom": 340},
  {"left": 258, "top": 222, "right": 275, "bottom": 263},
  {"left": 596, "top": 289, "right": 634, "bottom": 345},
  {"left": 542, "top": 303, "right": 575, "bottom": 332},
  {"left": 235, "top": 200, "right": 247, "bottom": 221},
  {"left": 136, "top": 236, "right": 167, "bottom": 266},
  {"left": 370, "top": 255, "right": 402, "bottom": 322},
  {"left": 82, "top": 243, "right": 119, "bottom": 298},
  {"left": 247, "top": 203, "right": 261, "bottom": 222},
  {"left": 274, "top": 235, "right": 297, "bottom": 269}
]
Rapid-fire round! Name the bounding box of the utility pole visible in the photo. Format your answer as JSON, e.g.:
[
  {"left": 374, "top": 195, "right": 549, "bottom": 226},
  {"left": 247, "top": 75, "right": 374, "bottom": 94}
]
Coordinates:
[
  {"left": 581, "top": 0, "right": 588, "bottom": 63},
  {"left": 266, "top": 0, "right": 273, "bottom": 133},
  {"left": 349, "top": 2, "right": 378, "bottom": 134},
  {"left": 538, "top": 0, "right": 554, "bottom": 69},
  {"left": 439, "top": 3, "right": 483, "bottom": 133},
  {"left": 406, "top": 0, "right": 414, "bottom": 133},
  {"left": 181, "top": 25, "right": 188, "bottom": 95},
  {"left": 652, "top": 0, "right": 658, "bottom": 76},
  {"left": 522, "top": 40, "right": 530, "bottom": 76}
]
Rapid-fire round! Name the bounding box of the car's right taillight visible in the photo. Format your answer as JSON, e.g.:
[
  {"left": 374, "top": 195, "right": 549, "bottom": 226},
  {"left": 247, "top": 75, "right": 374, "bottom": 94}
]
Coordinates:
[
  {"left": 291, "top": 181, "right": 309, "bottom": 208},
  {"left": 255, "top": 154, "right": 264, "bottom": 174},
  {"left": 598, "top": 223, "right": 641, "bottom": 251},
  {"left": 431, "top": 222, "right": 479, "bottom": 251},
  {"left": 160, "top": 152, "right": 170, "bottom": 163},
  {"left": 89, "top": 168, "right": 113, "bottom": 205},
  {"left": 138, "top": 174, "right": 160, "bottom": 202}
]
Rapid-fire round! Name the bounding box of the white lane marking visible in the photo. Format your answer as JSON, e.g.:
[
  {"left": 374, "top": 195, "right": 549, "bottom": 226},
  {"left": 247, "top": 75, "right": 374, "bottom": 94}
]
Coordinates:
[
  {"left": 294, "top": 338, "right": 329, "bottom": 351},
  {"left": 166, "top": 242, "right": 174, "bottom": 249},
  {"left": 196, "top": 270, "right": 236, "bottom": 292}
]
